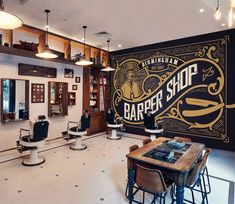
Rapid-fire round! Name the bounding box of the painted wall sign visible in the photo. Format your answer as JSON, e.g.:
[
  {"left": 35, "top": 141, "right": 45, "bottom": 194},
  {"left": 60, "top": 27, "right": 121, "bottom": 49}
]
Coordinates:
[{"left": 112, "top": 36, "right": 230, "bottom": 142}]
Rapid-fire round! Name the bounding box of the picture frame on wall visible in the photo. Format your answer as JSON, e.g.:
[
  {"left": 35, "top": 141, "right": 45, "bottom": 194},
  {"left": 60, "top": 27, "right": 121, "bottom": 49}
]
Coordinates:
[
  {"left": 64, "top": 68, "right": 74, "bottom": 78},
  {"left": 75, "top": 76, "right": 80, "bottom": 83},
  {"left": 31, "top": 83, "right": 45, "bottom": 103},
  {"left": 72, "top": 85, "right": 78, "bottom": 90},
  {"left": 0, "top": 34, "right": 2, "bottom": 46}
]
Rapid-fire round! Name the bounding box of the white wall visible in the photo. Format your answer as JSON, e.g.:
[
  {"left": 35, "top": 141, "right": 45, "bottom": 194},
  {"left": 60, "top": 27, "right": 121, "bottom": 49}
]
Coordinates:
[{"left": 0, "top": 53, "right": 83, "bottom": 151}]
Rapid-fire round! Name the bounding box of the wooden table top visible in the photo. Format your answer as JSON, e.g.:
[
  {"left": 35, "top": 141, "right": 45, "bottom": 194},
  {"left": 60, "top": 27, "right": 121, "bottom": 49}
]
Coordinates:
[{"left": 126, "top": 137, "right": 205, "bottom": 173}]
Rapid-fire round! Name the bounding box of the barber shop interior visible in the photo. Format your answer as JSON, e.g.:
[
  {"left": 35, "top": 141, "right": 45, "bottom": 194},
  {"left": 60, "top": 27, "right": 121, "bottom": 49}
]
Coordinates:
[{"left": 1, "top": 1, "right": 235, "bottom": 204}]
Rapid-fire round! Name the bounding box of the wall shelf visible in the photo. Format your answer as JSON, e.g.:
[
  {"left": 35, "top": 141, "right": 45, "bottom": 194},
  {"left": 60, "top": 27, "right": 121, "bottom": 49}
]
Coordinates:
[{"left": 0, "top": 25, "right": 109, "bottom": 66}]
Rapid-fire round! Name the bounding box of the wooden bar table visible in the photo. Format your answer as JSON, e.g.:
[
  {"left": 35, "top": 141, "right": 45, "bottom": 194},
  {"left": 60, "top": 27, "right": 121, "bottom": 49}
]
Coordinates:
[{"left": 126, "top": 137, "right": 204, "bottom": 204}]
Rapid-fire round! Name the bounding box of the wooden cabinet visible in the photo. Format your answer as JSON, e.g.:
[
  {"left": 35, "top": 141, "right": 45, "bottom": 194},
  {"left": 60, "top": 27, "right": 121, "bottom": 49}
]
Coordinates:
[
  {"left": 83, "top": 65, "right": 111, "bottom": 135},
  {"left": 89, "top": 112, "right": 106, "bottom": 134}
]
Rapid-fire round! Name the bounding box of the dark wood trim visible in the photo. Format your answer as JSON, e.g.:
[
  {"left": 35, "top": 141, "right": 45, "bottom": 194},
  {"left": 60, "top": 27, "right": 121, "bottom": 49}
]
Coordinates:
[
  {"left": 18, "top": 63, "right": 57, "bottom": 78},
  {"left": 1, "top": 78, "right": 29, "bottom": 123}
]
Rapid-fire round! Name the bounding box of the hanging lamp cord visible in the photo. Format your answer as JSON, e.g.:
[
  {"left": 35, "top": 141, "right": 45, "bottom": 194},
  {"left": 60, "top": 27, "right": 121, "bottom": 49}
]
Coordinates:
[
  {"left": 216, "top": 0, "right": 220, "bottom": 11},
  {"left": 44, "top": 9, "right": 50, "bottom": 49},
  {"left": 83, "top": 26, "right": 86, "bottom": 58}
]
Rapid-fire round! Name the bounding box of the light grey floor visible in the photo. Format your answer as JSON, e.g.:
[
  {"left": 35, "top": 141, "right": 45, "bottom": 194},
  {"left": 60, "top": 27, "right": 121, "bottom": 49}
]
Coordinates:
[{"left": 0, "top": 133, "right": 234, "bottom": 204}]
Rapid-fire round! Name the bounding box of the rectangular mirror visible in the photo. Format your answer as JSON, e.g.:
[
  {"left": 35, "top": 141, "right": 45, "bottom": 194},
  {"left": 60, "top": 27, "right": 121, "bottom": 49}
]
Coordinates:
[
  {"left": 48, "top": 81, "right": 68, "bottom": 117},
  {"left": 1, "top": 78, "right": 29, "bottom": 123}
]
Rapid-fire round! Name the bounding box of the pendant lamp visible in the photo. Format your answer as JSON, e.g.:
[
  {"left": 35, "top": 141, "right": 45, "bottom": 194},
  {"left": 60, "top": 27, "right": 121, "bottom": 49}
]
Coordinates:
[
  {"left": 75, "top": 26, "right": 93, "bottom": 66},
  {"left": 102, "top": 39, "right": 115, "bottom": 72},
  {"left": 36, "top": 9, "right": 58, "bottom": 59},
  {"left": 0, "top": 0, "right": 23, "bottom": 29}
]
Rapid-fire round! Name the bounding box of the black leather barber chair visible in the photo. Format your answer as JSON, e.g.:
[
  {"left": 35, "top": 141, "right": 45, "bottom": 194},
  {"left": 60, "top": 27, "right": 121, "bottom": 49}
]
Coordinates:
[
  {"left": 106, "top": 107, "right": 124, "bottom": 140},
  {"left": 106, "top": 108, "right": 115, "bottom": 124},
  {"left": 144, "top": 113, "right": 164, "bottom": 141},
  {"left": 16, "top": 115, "right": 49, "bottom": 166},
  {"left": 63, "top": 114, "right": 90, "bottom": 150}
]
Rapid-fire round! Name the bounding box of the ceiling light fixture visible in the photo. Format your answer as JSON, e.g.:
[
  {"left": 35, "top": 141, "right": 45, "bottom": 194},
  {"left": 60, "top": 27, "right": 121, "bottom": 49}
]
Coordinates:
[
  {"left": 36, "top": 9, "right": 58, "bottom": 59},
  {"left": 231, "top": 0, "right": 235, "bottom": 7},
  {"left": 216, "top": 0, "right": 235, "bottom": 28},
  {"left": 102, "top": 39, "right": 115, "bottom": 72},
  {"left": 214, "top": 0, "right": 222, "bottom": 20},
  {"left": 0, "top": 0, "right": 23, "bottom": 29},
  {"left": 199, "top": 8, "right": 204, "bottom": 13},
  {"left": 118, "top": 44, "right": 122, "bottom": 48},
  {"left": 75, "top": 26, "right": 93, "bottom": 66}
]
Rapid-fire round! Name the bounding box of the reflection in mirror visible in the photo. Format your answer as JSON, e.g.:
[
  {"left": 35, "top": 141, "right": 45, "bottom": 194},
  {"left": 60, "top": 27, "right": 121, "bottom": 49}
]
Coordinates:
[
  {"left": 48, "top": 82, "right": 68, "bottom": 117},
  {"left": 1, "top": 79, "right": 29, "bottom": 123}
]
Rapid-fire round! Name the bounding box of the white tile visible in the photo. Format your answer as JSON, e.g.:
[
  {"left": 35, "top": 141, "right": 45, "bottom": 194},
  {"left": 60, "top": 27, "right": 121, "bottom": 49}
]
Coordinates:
[{"left": 0, "top": 134, "right": 234, "bottom": 204}]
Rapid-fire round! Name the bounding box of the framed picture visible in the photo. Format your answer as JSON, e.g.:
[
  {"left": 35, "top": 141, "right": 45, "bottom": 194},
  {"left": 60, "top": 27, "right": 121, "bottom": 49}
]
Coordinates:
[
  {"left": 72, "top": 85, "right": 78, "bottom": 90},
  {"left": 75, "top": 76, "right": 80, "bottom": 83},
  {"left": 0, "top": 34, "right": 2, "bottom": 46},
  {"left": 31, "top": 83, "right": 45, "bottom": 103},
  {"left": 64, "top": 68, "right": 74, "bottom": 78}
]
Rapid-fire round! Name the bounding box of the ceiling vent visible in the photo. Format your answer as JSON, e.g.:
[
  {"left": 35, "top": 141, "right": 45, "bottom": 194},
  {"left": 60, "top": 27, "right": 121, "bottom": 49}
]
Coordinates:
[
  {"left": 94, "top": 31, "right": 111, "bottom": 38},
  {"left": 17, "top": 0, "right": 29, "bottom": 5}
]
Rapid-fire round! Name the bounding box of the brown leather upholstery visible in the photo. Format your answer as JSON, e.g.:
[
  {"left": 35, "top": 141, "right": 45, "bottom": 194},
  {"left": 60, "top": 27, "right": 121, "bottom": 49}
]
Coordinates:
[
  {"left": 200, "top": 148, "right": 212, "bottom": 172},
  {"left": 127, "top": 144, "right": 139, "bottom": 170},
  {"left": 142, "top": 138, "right": 151, "bottom": 146},
  {"left": 129, "top": 144, "right": 139, "bottom": 153},
  {"left": 174, "top": 136, "right": 192, "bottom": 142},
  {"left": 186, "top": 161, "right": 202, "bottom": 186},
  {"left": 136, "top": 164, "right": 172, "bottom": 193}
]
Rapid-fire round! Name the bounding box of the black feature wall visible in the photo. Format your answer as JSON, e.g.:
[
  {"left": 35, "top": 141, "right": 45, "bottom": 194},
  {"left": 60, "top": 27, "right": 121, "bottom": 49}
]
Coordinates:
[{"left": 110, "top": 29, "right": 235, "bottom": 151}]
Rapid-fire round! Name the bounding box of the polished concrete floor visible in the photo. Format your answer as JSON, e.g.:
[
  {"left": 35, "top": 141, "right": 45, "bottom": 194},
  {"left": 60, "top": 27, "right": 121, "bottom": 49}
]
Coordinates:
[{"left": 0, "top": 133, "right": 234, "bottom": 204}]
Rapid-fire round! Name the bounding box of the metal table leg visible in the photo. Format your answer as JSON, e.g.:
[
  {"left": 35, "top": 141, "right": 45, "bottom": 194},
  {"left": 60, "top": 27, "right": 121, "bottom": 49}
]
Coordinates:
[
  {"left": 176, "top": 185, "right": 184, "bottom": 204},
  {"left": 128, "top": 169, "right": 135, "bottom": 204}
]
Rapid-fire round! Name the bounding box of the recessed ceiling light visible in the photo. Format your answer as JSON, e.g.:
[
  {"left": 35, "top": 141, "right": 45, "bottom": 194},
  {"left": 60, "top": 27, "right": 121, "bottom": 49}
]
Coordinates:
[
  {"left": 118, "top": 44, "right": 122, "bottom": 48},
  {"left": 221, "top": 23, "right": 226, "bottom": 27},
  {"left": 81, "top": 37, "right": 84, "bottom": 41},
  {"left": 199, "top": 8, "right": 204, "bottom": 13}
]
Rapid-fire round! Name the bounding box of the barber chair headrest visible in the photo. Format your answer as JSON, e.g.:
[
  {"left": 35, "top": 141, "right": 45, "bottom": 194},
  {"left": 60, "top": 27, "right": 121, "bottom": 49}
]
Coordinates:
[{"left": 38, "top": 115, "right": 46, "bottom": 121}]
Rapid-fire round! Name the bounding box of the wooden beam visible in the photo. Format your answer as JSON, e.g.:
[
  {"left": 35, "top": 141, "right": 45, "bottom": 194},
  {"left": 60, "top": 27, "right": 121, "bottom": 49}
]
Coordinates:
[
  {"left": 38, "top": 33, "right": 46, "bottom": 52},
  {"left": 5, "top": 30, "right": 13, "bottom": 47},
  {"left": 64, "top": 41, "right": 71, "bottom": 60}
]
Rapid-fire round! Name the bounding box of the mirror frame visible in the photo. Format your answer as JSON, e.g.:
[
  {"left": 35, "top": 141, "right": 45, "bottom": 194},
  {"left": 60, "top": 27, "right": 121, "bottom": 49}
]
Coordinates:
[
  {"left": 1, "top": 78, "right": 29, "bottom": 123},
  {"left": 48, "top": 81, "right": 68, "bottom": 117}
]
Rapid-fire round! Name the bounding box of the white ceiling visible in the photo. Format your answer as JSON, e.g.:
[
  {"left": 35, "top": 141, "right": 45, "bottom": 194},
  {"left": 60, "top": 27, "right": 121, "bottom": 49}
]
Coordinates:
[{"left": 3, "top": 0, "right": 234, "bottom": 51}]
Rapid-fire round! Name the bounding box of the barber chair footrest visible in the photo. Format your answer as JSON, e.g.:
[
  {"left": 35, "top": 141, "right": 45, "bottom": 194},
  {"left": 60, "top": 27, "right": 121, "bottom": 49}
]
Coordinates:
[
  {"left": 107, "top": 135, "right": 121, "bottom": 140},
  {"left": 22, "top": 157, "right": 45, "bottom": 166},
  {"left": 70, "top": 143, "right": 87, "bottom": 151}
]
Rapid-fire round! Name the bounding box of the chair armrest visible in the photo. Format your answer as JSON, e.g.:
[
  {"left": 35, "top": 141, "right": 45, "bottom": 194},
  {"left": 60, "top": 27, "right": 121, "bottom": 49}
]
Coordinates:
[
  {"left": 19, "top": 128, "right": 31, "bottom": 140},
  {"left": 20, "top": 128, "right": 30, "bottom": 132},
  {"left": 67, "top": 121, "right": 79, "bottom": 130},
  {"left": 68, "top": 121, "right": 79, "bottom": 124}
]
